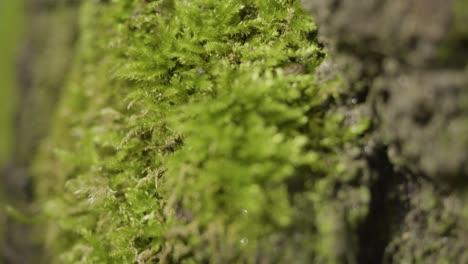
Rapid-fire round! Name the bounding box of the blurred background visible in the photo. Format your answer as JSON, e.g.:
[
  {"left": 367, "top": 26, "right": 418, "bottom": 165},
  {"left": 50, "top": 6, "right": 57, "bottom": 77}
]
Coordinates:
[
  {"left": 0, "top": 0, "right": 78, "bottom": 261},
  {"left": 1, "top": 0, "right": 24, "bottom": 262},
  {"left": 0, "top": 0, "right": 23, "bottom": 170}
]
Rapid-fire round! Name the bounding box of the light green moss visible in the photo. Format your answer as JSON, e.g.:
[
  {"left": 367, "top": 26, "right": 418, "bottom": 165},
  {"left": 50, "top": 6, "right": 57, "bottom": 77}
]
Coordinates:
[{"left": 34, "top": 0, "right": 369, "bottom": 263}]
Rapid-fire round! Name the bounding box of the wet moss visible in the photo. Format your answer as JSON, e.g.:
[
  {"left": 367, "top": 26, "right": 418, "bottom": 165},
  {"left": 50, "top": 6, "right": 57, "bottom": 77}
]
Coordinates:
[
  {"left": 21, "top": 0, "right": 468, "bottom": 263},
  {"left": 33, "top": 0, "right": 369, "bottom": 263}
]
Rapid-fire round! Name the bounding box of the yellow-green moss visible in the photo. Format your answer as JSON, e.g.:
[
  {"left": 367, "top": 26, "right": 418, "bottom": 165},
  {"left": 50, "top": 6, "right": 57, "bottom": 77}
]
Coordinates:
[{"left": 34, "top": 0, "right": 369, "bottom": 263}]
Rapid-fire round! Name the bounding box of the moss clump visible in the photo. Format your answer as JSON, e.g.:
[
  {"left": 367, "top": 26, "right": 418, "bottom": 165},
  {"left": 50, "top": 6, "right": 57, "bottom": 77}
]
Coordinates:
[{"left": 34, "top": 0, "right": 369, "bottom": 263}]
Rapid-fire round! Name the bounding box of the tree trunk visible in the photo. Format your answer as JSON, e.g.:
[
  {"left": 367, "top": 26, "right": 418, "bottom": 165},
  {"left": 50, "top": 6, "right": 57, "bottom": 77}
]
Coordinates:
[{"left": 302, "top": 0, "right": 468, "bottom": 262}]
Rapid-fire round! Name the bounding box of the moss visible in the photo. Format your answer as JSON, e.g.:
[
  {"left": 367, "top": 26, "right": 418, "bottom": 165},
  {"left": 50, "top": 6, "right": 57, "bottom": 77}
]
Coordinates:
[
  {"left": 33, "top": 0, "right": 369, "bottom": 263},
  {"left": 25, "top": 0, "right": 468, "bottom": 263}
]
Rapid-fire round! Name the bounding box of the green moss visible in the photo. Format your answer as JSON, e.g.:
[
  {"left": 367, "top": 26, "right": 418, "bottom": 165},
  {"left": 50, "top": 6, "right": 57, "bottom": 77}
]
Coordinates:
[{"left": 34, "top": 0, "right": 368, "bottom": 263}]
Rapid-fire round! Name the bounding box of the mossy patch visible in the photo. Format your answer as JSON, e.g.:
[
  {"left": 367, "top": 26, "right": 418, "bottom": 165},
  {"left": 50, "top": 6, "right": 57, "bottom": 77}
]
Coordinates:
[{"left": 34, "top": 0, "right": 369, "bottom": 263}]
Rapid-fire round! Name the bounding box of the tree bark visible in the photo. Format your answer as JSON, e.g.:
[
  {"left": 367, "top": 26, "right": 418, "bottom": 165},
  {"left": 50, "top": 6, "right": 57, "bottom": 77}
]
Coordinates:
[{"left": 302, "top": 0, "right": 468, "bottom": 262}]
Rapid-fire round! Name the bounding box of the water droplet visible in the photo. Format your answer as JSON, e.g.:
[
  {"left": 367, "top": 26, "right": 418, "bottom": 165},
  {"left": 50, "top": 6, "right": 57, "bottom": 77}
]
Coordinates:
[
  {"left": 240, "top": 238, "right": 248, "bottom": 245},
  {"left": 351, "top": 98, "right": 358, "bottom": 104},
  {"left": 241, "top": 209, "right": 248, "bottom": 215}
]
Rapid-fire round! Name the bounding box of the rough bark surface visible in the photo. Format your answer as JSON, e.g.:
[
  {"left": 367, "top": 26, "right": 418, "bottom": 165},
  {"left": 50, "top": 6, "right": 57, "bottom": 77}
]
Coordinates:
[{"left": 302, "top": 0, "right": 468, "bottom": 262}]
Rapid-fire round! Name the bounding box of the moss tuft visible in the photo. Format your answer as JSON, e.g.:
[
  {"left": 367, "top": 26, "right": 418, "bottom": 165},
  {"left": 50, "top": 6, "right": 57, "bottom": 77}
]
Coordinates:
[{"left": 34, "top": 0, "right": 369, "bottom": 263}]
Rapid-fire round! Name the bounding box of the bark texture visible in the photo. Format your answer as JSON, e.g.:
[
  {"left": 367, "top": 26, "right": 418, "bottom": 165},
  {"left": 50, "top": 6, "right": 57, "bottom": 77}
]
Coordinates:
[{"left": 302, "top": 0, "right": 468, "bottom": 263}]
